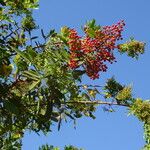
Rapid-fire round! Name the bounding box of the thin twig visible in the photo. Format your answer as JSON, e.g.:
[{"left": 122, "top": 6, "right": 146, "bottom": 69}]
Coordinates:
[{"left": 78, "top": 85, "right": 103, "bottom": 88}]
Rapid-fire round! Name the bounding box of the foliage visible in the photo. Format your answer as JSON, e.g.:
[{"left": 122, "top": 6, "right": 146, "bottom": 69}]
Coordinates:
[
  {"left": 143, "top": 124, "right": 150, "bottom": 150},
  {"left": 39, "top": 144, "right": 59, "bottom": 150},
  {"left": 115, "top": 86, "right": 132, "bottom": 101},
  {"left": 103, "top": 77, "right": 124, "bottom": 98},
  {"left": 0, "top": 0, "right": 149, "bottom": 149},
  {"left": 118, "top": 38, "right": 145, "bottom": 59},
  {"left": 129, "top": 99, "right": 150, "bottom": 149},
  {"left": 129, "top": 98, "right": 150, "bottom": 124},
  {"left": 39, "top": 145, "right": 83, "bottom": 150},
  {"left": 0, "top": 0, "right": 38, "bottom": 17}
]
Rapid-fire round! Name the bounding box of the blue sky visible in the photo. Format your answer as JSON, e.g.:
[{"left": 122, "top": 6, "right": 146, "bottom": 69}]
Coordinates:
[{"left": 23, "top": 0, "right": 150, "bottom": 149}]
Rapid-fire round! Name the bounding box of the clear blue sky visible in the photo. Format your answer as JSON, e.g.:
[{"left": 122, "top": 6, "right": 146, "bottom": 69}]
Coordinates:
[{"left": 22, "top": 0, "right": 150, "bottom": 149}]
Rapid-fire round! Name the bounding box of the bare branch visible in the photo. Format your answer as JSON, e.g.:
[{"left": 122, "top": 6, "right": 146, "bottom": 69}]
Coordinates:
[
  {"left": 65, "top": 100, "right": 130, "bottom": 107},
  {"left": 25, "top": 100, "right": 130, "bottom": 108}
]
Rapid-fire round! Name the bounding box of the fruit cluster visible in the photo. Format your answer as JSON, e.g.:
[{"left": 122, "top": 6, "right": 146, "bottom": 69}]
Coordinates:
[{"left": 68, "top": 20, "right": 125, "bottom": 79}]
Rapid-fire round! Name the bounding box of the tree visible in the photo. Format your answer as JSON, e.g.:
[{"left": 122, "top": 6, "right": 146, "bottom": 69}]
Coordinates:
[{"left": 0, "top": 0, "right": 149, "bottom": 149}]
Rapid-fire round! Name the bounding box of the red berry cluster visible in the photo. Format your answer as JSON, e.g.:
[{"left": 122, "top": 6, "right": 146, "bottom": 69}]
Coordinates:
[
  {"left": 68, "top": 29, "right": 82, "bottom": 68},
  {"left": 68, "top": 20, "right": 125, "bottom": 79}
]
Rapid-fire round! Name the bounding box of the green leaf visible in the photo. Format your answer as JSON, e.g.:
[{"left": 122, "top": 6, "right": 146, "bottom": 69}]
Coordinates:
[
  {"left": 36, "top": 99, "right": 41, "bottom": 114},
  {"left": 28, "top": 80, "right": 40, "bottom": 91},
  {"left": 12, "top": 132, "right": 22, "bottom": 139},
  {"left": 72, "top": 70, "right": 86, "bottom": 80},
  {"left": 4, "top": 101, "right": 19, "bottom": 114},
  {"left": 13, "top": 48, "right": 31, "bottom": 62},
  {"left": 22, "top": 70, "right": 41, "bottom": 80}
]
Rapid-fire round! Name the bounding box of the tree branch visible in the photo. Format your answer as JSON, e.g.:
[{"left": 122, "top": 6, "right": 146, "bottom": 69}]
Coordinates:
[
  {"left": 64, "top": 100, "right": 130, "bottom": 107},
  {"left": 25, "top": 100, "right": 130, "bottom": 108}
]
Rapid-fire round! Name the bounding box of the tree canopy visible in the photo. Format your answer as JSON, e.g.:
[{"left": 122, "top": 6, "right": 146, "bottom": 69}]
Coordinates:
[{"left": 0, "top": 0, "right": 149, "bottom": 149}]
